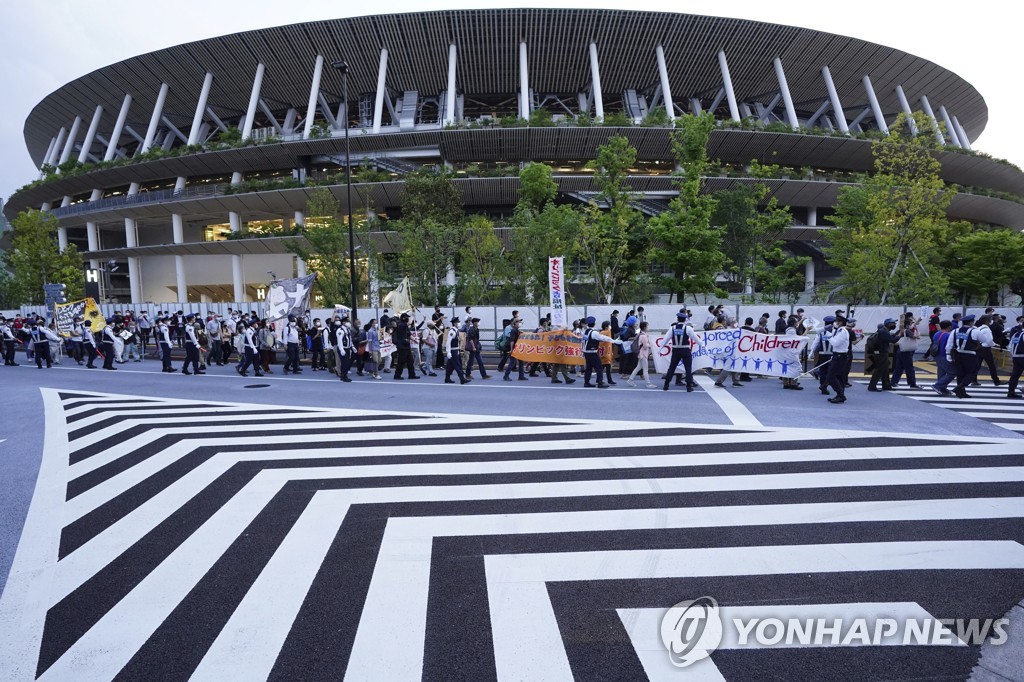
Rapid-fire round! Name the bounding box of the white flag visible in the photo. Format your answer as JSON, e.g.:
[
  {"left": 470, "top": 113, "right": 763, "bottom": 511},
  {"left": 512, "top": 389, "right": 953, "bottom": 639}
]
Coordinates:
[
  {"left": 266, "top": 274, "right": 317, "bottom": 322},
  {"left": 383, "top": 276, "right": 415, "bottom": 314}
]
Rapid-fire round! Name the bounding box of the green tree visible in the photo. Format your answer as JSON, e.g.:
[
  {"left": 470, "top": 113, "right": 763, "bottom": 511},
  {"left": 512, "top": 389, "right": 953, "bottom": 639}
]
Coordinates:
[
  {"left": 457, "top": 214, "right": 507, "bottom": 303},
  {"left": 393, "top": 169, "right": 465, "bottom": 304},
  {"left": 946, "top": 228, "right": 1024, "bottom": 304},
  {"left": 286, "top": 188, "right": 372, "bottom": 307},
  {"left": 647, "top": 113, "right": 725, "bottom": 303},
  {"left": 826, "top": 112, "right": 958, "bottom": 304},
  {"left": 574, "top": 137, "right": 649, "bottom": 303},
  {"left": 3, "top": 209, "right": 84, "bottom": 305}
]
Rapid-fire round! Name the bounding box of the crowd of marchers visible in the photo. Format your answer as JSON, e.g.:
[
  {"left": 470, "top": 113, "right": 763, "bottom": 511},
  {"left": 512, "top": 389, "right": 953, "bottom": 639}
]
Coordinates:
[{"left": 2, "top": 303, "right": 1022, "bottom": 401}]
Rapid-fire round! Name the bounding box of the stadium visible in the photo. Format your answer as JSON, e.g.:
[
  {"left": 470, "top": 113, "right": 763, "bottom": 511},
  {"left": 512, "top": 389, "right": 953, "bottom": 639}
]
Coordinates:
[{"left": 4, "top": 8, "right": 1023, "bottom": 305}]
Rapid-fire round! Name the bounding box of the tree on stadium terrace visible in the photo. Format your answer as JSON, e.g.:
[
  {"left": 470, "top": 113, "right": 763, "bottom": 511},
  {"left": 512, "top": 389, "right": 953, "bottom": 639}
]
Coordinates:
[
  {"left": 647, "top": 113, "right": 725, "bottom": 304},
  {"left": 286, "top": 188, "right": 372, "bottom": 307},
  {"left": 826, "top": 111, "right": 964, "bottom": 305},
  {"left": 457, "top": 214, "right": 509, "bottom": 304},
  {"left": 575, "top": 136, "right": 650, "bottom": 303},
  {"left": 510, "top": 162, "right": 581, "bottom": 303},
  {"left": 946, "top": 228, "right": 1024, "bottom": 304},
  {"left": 4, "top": 209, "right": 84, "bottom": 305},
  {"left": 393, "top": 169, "right": 465, "bottom": 305}
]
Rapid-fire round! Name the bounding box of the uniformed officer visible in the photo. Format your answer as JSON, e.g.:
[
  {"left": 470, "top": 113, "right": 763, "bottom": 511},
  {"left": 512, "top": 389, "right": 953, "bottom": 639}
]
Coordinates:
[
  {"left": 444, "top": 316, "right": 470, "bottom": 384},
  {"left": 158, "top": 315, "right": 176, "bottom": 373},
  {"left": 814, "top": 316, "right": 835, "bottom": 394},
  {"left": 337, "top": 316, "right": 354, "bottom": 382},
  {"left": 1006, "top": 320, "right": 1024, "bottom": 399},
  {"left": 237, "top": 320, "right": 263, "bottom": 377},
  {"left": 825, "top": 315, "right": 850, "bottom": 403},
  {"left": 30, "top": 320, "right": 59, "bottom": 369},
  {"left": 949, "top": 314, "right": 990, "bottom": 398},
  {"left": 182, "top": 313, "right": 204, "bottom": 375},
  {"left": 82, "top": 319, "right": 99, "bottom": 368},
  {"left": 662, "top": 313, "right": 703, "bottom": 392},
  {"left": 283, "top": 314, "right": 302, "bottom": 374},
  {"left": 581, "top": 316, "right": 621, "bottom": 388},
  {"left": 0, "top": 316, "right": 18, "bottom": 366},
  {"left": 101, "top": 318, "right": 118, "bottom": 370}
]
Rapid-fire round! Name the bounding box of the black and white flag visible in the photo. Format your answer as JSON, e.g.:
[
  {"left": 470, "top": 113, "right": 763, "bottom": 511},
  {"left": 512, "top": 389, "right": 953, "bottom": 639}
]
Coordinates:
[{"left": 266, "top": 274, "right": 317, "bottom": 322}]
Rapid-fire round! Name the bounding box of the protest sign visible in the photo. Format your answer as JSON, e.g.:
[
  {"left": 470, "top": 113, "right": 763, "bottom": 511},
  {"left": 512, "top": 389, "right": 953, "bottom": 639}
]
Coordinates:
[
  {"left": 652, "top": 328, "right": 807, "bottom": 378},
  {"left": 54, "top": 298, "right": 105, "bottom": 337},
  {"left": 511, "top": 330, "right": 613, "bottom": 366}
]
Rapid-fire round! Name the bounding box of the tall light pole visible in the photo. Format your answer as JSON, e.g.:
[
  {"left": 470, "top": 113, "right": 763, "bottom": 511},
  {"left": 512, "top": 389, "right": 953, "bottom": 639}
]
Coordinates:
[{"left": 332, "top": 59, "right": 358, "bottom": 323}]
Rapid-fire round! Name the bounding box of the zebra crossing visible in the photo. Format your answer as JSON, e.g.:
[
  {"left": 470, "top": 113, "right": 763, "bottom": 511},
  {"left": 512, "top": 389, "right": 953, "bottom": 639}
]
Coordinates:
[
  {"left": 1, "top": 389, "right": 1022, "bottom": 680},
  {"left": 886, "top": 384, "right": 1024, "bottom": 435}
]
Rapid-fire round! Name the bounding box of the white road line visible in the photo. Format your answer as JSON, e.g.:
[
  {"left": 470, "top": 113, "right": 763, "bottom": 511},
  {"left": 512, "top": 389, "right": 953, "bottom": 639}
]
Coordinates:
[
  {"left": 346, "top": 498, "right": 1024, "bottom": 680},
  {"left": 485, "top": 541, "right": 1024, "bottom": 681},
  {"left": 693, "top": 375, "right": 762, "bottom": 426}
]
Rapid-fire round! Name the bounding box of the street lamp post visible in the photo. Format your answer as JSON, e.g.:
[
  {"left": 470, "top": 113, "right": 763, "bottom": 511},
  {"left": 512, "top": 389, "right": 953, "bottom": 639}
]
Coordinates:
[{"left": 332, "top": 59, "right": 358, "bottom": 323}]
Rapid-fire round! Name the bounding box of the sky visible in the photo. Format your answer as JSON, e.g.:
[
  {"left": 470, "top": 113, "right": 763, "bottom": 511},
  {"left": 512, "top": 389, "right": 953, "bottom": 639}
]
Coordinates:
[{"left": 0, "top": 0, "right": 1018, "bottom": 205}]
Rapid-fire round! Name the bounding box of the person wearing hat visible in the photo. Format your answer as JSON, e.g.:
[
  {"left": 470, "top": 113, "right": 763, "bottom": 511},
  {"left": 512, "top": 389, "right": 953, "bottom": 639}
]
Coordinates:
[
  {"left": 28, "top": 320, "right": 59, "bottom": 369},
  {"left": 237, "top": 319, "right": 263, "bottom": 377},
  {"left": 100, "top": 317, "right": 118, "bottom": 370},
  {"left": 948, "top": 314, "right": 981, "bottom": 398},
  {"left": 157, "top": 315, "right": 176, "bottom": 373},
  {"left": 465, "top": 317, "right": 490, "bottom": 380},
  {"left": 890, "top": 312, "right": 921, "bottom": 389},
  {"left": 182, "top": 313, "right": 204, "bottom": 375},
  {"left": 444, "top": 316, "right": 470, "bottom": 384},
  {"left": 812, "top": 316, "right": 836, "bottom": 394},
  {"left": 867, "top": 318, "right": 897, "bottom": 392},
  {"left": 1006, "top": 316, "right": 1024, "bottom": 399},
  {"left": 930, "top": 320, "right": 958, "bottom": 396},
  {"left": 662, "top": 313, "right": 702, "bottom": 392},
  {"left": 824, "top": 315, "right": 850, "bottom": 403},
  {"left": 581, "top": 316, "right": 622, "bottom": 388},
  {"left": 282, "top": 314, "right": 302, "bottom": 375},
  {"left": 391, "top": 312, "right": 419, "bottom": 380},
  {"left": 0, "top": 316, "right": 18, "bottom": 366}
]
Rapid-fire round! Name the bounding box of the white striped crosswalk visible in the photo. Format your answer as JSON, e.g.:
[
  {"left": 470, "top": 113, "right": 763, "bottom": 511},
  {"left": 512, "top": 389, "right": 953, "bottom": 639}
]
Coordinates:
[
  {"left": 886, "top": 384, "right": 1024, "bottom": 434},
  {"left": 0, "top": 389, "right": 1021, "bottom": 681}
]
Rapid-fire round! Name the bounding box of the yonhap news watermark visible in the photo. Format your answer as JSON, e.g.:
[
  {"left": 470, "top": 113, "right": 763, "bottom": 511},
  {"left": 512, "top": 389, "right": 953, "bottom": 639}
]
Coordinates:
[{"left": 660, "top": 597, "right": 1009, "bottom": 668}]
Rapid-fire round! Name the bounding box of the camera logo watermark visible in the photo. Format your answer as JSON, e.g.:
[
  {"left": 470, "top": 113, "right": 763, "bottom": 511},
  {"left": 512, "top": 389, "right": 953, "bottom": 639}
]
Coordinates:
[
  {"left": 659, "top": 596, "right": 723, "bottom": 667},
  {"left": 659, "top": 598, "right": 1009, "bottom": 668}
]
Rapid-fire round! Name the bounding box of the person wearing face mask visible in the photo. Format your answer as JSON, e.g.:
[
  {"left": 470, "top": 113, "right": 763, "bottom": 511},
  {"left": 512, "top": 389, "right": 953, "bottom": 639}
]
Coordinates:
[
  {"left": 308, "top": 318, "right": 325, "bottom": 371},
  {"left": 282, "top": 314, "right": 302, "bottom": 374},
  {"left": 335, "top": 316, "right": 354, "bottom": 382}
]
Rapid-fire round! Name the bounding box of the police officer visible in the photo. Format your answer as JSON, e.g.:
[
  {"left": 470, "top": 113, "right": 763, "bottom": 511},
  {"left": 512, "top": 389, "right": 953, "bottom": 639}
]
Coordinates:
[
  {"left": 949, "top": 314, "right": 990, "bottom": 399},
  {"left": 814, "top": 316, "right": 835, "bottom": 394},
  {"left": 1006, "top": 319, "right": 1024, "bottom": 399},
  {"left": 580, "top": 316, "right": 617, "bottom": 388},
  {"left": 82, "top": 319, "right": 99, "bottom": 368},
  {"left": 101, "top": 318, "right": 118, "bottom": 370},
  {"left": 182, "top": 313, "right": 204, "bottom": 375},
  {"left": 825, "top": 315, "right": 850, "bottom": 403},
  {"left": 444, "top": 316, "right": 470, "bottom": 384},
  {"left": 158, "top": 315, "right": 176, "bottom": 373},
  {"left": 0, "top": 316, "right": 18, "bottom": 366},
  {"left": 336, "top": 316, "right": 354, "bottom": 382},
  {"left": 237, "top": 320, "right": 263, "bottom": 377},
  {"left": 662, "top": 313, "right": 702, "bottom": 392},
  {"left": 30, "top": 320, "right": 59, "bottom": 369},
  {"left": 282, "top": 314, "right": 301, "bottom": 374},
  {"left": 867, "top": 318, "right": 897, "bottom": 392}
]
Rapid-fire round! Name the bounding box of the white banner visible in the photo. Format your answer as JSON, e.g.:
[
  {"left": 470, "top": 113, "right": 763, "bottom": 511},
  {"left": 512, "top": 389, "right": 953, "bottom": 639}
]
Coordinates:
[
  {"left": 548, "top": 257, "right": 567, "bottom": 329},
  {"left": 652, "top": 328, "right": 808, "bottom": 378}
]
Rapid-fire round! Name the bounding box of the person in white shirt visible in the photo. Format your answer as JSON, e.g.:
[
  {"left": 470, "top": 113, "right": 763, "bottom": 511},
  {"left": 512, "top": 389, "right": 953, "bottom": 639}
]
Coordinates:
[
  {"left": 29, "top": 321, "right": 60, "bottom": 369},
  {"left": 82, "top": 320, "right": 99, "bottom": 368},
  {"left": 283, "top": 315, "right": 302, "bottom": 374},
  {"left": 825, "top": 316, "right": 850, "bottom": 403},
  {"left": 158, "top": 316, "right": 176, "bottom": 373},
  {"left": 182, "top": 313, "right": 204, "bottom": 375},
  {"left": 1, "top": 316, "right": 18, "bottom": 366},
  {"left": 101, "top": 320, "right": 119, "bottom": 370},
  {"left": 237, "top": 320, "right": 262, "bottom": 377}
]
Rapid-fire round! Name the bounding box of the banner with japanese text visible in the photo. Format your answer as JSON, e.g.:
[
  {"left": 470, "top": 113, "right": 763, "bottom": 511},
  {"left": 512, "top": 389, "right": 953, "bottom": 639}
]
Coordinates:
[
  {"left": 54, "top": 298, "right": 105, "bottom": 337},
  {"left": 652, "top": 328, "right": 808, "bottom": 377},
  {"left": 511, "top": 330, "right": 613, "bottom": 366},
  {"left": 548, "top": 257, "right": 567, "bottom": 329}
]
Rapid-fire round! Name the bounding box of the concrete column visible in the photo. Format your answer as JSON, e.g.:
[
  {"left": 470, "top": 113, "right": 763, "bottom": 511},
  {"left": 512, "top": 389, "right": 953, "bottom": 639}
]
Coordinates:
[
  {"left": 296, "top": 257, "right": 307, "bottom": 278},
  {"left": 87, "top": 222, "right": 100, "bottom": 270},
  {"left": 519, "top": 41, "right": 529, "bottom": 119},
  {"left": 373, "top": 48, "right": 389, "bottom": 133},
  {"left": 58, "top": 229, "right": 68, "bottom": 251},
  {"left": 589, "top": 42, "right": 604, "bottom": 121},
  {"left": 821, "top": 66, "right": 849, "bottom": 134},
  {"left": 41, "top": 137, "right": 57, "bottom": 171},
  {"left": 807, "top": 206, "right": 817, "bottom": 227},
  {"left": 804, "top": 259, "right": 815, "bottom": 292},
  {"left": 125, "top": 219, "right": 142, "bottom": 303},
  {"left": 188, "top": 73, "right": 214, "bottom": 145},
  {"left": 172, "top": 213, "right": 187, "bottom": 303},
  {"left": 938, "top": 105, "right": 961, "bottom": 148},
  {"left": 48, "top": 127, "right": 67, "bottom": 166},
  {"left": 894, "top": 85, "right": 918, "bottom": 136},
  {"left": 78, "top": 105, "right": 104, "bottom": 163},
  {"left": 58, "top": 116, "right": 82, "bottom": 165},
  {"left": 717, "top": 51, "right": 740, "bottom": 121},
  {"left": 919, "top": 96, "right": 945, "bottom": 145},
  {"left": 773, "top": 58, "right": 799, "bottom": 130},
  {"left": 862, "top": 75, "right": 889, "bottom": 135},
  {"left": 303, "top": 55, "right": 325, "bottom": 138},
  {"left": 41, "top": 202, "right": 52, "bottom": 212},
  {"left": 242, "top": 64, "right": 266, "bottom": 140},
  {"left": 445, "top": 265, "right": 456, "bottom": 306},
  {"left": 655, "top": 44, "right": 676, "bottom": 122},
  {"left": 232, "top": 256, "right": 245, "bottom": 302},
  {"left": 294, "top": 210, "right": 304, "bottom": 227},
  {"left": 953, "top": 115, "right": 972, "bottom": 151},
  {"left": 445, "top": 44, "right": 458, "bottom": 125}
]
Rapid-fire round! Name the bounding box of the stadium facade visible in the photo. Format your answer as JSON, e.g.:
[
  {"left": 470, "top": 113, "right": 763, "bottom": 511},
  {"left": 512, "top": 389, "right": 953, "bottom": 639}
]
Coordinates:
[{"left": 4, "top": 8, "right": 1024, "bottom": 305}]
